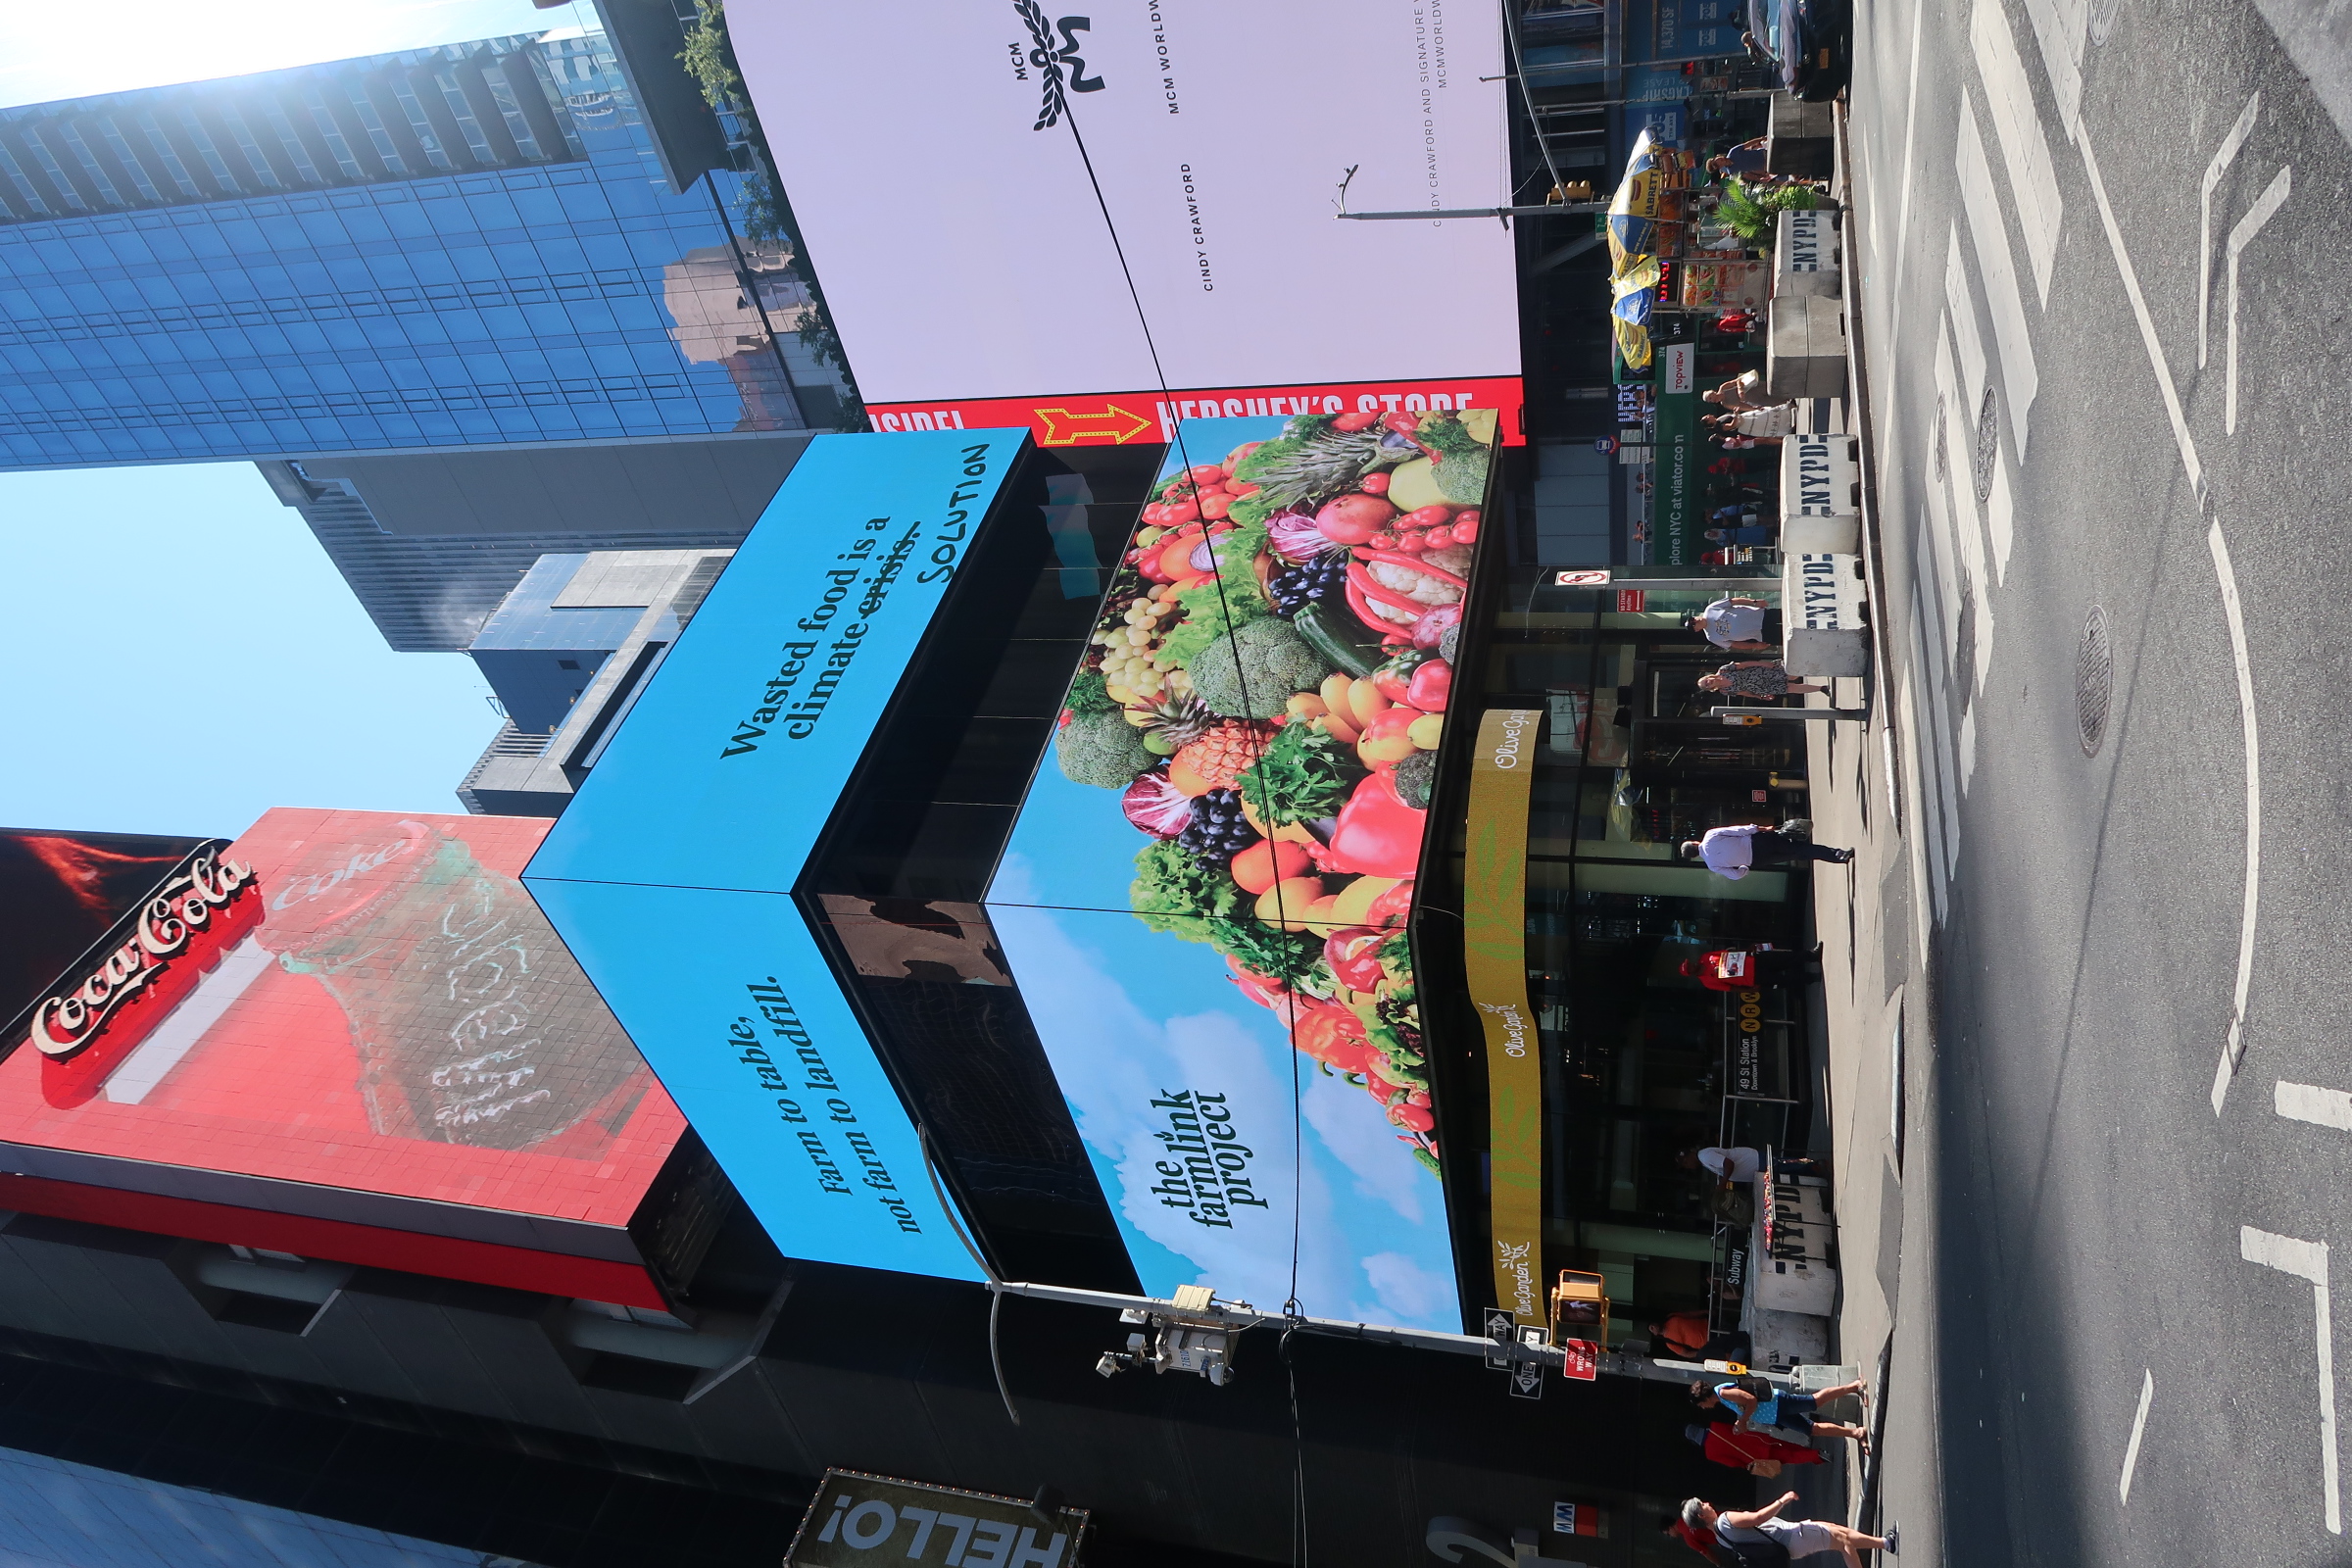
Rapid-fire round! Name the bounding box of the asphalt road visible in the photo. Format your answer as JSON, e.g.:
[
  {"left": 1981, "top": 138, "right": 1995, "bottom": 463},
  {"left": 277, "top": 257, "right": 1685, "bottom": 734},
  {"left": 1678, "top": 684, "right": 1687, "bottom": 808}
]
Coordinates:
[{"left": 1841, "top": 0, "right": 2352, "bottom": 1562}]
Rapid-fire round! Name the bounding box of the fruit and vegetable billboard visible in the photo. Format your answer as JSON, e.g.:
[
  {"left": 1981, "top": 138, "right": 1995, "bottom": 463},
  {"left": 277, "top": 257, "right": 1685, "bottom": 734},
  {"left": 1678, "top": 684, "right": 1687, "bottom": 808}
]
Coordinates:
[
  {"left": 982, "top": 414, "right": 1489, "bottom": 1330},
  {"left": 0, "top": 809, "right": 689, "bottom": 1305},
  {"left": 725, "top": 0, "right": 1522, "bottom": 449}
]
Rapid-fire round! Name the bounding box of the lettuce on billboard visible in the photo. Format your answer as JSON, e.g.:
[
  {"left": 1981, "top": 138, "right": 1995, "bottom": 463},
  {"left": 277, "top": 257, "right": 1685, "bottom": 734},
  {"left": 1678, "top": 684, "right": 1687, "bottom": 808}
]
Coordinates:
[
  {"left": 726, "top": 1, "right": 1522, "bottom": 446},
  {"left": 982, "top": 414, "right": 1490, "bottom": 1329}
]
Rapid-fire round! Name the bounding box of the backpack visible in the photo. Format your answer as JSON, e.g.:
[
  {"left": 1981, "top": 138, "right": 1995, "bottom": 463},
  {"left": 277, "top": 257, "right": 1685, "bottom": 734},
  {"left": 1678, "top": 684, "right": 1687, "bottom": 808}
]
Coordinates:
[{"left": 1715, "top": 1532, "right": 1793, "bottom": 1568}]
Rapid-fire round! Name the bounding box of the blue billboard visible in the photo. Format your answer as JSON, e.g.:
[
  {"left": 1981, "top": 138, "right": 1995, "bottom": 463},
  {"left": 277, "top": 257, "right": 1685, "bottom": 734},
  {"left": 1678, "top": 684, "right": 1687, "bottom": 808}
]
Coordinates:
[{"left": 523, "top": 429, "right": 1028, "bottom": 1285}]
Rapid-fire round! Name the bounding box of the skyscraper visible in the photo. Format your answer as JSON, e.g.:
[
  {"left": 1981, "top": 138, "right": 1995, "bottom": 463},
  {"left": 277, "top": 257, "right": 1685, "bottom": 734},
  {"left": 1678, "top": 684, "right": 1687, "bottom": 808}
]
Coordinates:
[{"left": 0, "top": 27, "right": 847, "bottom": 471}]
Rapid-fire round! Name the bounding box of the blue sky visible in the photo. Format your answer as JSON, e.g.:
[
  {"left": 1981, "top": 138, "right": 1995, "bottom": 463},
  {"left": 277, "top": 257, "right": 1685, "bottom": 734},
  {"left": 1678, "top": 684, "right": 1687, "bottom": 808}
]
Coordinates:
[{"left": 0, "top": 0, "right": 569, "bottom": 840}]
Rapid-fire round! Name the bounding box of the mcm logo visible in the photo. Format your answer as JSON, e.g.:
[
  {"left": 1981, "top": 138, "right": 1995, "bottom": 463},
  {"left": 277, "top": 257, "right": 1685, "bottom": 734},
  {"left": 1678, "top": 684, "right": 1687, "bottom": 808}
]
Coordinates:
[{"left": 1014, "top": 0, "right": 1103, "bottom": 129}]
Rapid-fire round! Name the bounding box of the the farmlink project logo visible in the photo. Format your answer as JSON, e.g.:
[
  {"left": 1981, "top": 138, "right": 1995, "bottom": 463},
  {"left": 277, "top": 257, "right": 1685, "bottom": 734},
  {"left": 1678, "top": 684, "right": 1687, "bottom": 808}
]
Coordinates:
[{"left": 1144, "top": 1089, "right": 1268, "bottom": 1229}]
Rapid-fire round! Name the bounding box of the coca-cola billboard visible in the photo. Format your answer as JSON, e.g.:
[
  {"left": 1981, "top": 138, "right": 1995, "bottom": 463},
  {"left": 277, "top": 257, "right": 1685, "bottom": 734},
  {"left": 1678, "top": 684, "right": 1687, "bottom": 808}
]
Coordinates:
[{"left": 0, "top": 809, "right": 688, "bottom": 1302}]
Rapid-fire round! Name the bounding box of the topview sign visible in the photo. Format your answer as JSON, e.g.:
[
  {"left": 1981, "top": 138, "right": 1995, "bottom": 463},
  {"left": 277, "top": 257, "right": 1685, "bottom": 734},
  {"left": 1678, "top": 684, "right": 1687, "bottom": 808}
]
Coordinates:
[
  {"left": 524, "top": 430, "right": 1026, "bottom": 1285},
  {"left": 725, "top": 0, "right": 1522, "bottom": 446}
]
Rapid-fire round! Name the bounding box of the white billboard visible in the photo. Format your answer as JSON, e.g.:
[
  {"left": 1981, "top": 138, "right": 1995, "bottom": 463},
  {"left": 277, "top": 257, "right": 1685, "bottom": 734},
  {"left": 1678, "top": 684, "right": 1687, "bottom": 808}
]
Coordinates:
[{"left": 730, "top": 0, "right": 1523, "bottom": 444}]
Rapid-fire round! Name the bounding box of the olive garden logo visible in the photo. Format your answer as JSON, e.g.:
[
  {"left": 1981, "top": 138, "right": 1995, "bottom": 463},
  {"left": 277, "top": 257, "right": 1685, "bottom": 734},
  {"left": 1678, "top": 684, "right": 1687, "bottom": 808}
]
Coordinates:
[{"left": 1011, "top": 1, "right": 1103, "bottom": 129}]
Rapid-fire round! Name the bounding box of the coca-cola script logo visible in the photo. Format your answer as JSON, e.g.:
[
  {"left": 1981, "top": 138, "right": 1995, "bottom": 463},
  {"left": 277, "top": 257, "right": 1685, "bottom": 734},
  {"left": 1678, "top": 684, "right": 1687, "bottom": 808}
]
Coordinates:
[{"left": 27, "top": 853, "right": 259, "bottom": 1058}]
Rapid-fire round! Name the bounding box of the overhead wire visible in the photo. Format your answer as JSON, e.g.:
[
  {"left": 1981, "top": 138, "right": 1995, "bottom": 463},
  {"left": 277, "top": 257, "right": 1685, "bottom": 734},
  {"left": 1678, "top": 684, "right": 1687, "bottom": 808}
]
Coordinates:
[{"left": 1051, "top": 83, "right": 1318, "bottom": 1568}]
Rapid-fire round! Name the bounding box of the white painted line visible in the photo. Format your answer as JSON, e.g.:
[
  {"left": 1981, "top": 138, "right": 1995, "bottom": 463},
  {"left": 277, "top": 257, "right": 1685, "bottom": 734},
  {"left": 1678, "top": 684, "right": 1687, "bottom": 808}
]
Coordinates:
[
  {"left": 1930, "top": 318, "right": 1995, "bottom": 699},
  {"left": 2226, "top": 165, "right": 2292, "bottom": 436},
  {"left": 1887, "top": 0, "right": 1929, "bottom": 356},
  {"left": 2020, "top": 0, "right": 2088, "bottom": 139},
  {"left": 2278, "top": 1081, "right": 2352, "bottom": 1132},
  {"left": 1959, "top": 706, "right": 1980, "bottom": 795},
  {"left": 1983, "top": 447, "right": 2017, "bottom": 585},
  {"left": 2119, "top": 1369, "right": 2155, "bottom": 1502},
  {"left": 2241, "top": 1226, "right": 2340, "bottom": 1533},
  {"left": 2078, "top": 131, "right": 2204, "bottom": 496},
  {"left": 2200, "top": 93, "right": 2263, "bottom": 368},
  {"left": 1954, "top": 96, "right": 2040, "bottom": 457},
  {"left": 1904, "top": 609, "right": 1950, "bottom": 926},
  {"left": 1945, "top": 231, "right": 1990, "bottom": 421},
  {"left": 1972, "top": 0, "right": 2067, "bottom": 303},
  {"left": 1896, "top": 662, "right": 1941, "bottom": 951},
  {"left": 2208, "top": 520, "right": 2262, "bottom": 1114},
  {"left": 1927, "top": 320, "right": 1972, "bottom": 647}
]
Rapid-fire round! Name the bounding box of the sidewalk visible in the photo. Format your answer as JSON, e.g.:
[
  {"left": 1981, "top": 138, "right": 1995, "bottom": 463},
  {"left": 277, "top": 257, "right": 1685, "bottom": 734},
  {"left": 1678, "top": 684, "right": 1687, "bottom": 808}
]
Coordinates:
[{"left": 1793, "top": 99, "right": 1942, "bottom": 1562}]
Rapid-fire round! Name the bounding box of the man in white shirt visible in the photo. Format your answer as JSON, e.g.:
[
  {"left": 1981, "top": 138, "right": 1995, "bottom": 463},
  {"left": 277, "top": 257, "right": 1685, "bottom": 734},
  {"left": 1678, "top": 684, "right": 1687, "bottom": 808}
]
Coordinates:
[
  {"left": 1680, "top": 823, "right": 1852, "bottom": 877},
  {"left": 1683, "top": 597, "right": 1781, "bottom": 652}
]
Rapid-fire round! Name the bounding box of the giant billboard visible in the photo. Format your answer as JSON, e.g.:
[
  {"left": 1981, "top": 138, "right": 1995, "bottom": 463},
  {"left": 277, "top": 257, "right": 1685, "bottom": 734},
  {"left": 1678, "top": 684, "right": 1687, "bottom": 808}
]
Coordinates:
[
  {"left": 0, "top": 809, "right": 689, "bottom": 1305},
  {"left": 727, "top": 1, "right": 1523, "bottom": 447},
  {"left": 981, "top": 415, "right": 1487, "bottom": 1329},
  {"left": 524, "top": 429, "right": 1025, "bottom": 1287}
]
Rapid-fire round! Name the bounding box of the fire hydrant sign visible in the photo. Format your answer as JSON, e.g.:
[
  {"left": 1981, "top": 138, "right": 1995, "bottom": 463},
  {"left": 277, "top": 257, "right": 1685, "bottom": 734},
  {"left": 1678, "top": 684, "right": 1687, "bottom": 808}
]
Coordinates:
[{"left": 787, "top": 1471, "right": 1088, "bottom": 1568}]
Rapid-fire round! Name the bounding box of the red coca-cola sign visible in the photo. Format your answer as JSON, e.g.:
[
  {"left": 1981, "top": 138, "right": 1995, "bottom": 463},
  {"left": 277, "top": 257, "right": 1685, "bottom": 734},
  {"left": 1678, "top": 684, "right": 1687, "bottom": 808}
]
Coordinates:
[{"left": 17, "top": 846, "right": 262, "bottom": 1104}]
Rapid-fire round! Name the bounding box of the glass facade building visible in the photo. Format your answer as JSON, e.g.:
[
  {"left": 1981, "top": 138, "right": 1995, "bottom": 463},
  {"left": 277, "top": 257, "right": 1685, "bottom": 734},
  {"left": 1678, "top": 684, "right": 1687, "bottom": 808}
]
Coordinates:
[{"left": 0, "top": 29, "right": 845, "bottom": 470}]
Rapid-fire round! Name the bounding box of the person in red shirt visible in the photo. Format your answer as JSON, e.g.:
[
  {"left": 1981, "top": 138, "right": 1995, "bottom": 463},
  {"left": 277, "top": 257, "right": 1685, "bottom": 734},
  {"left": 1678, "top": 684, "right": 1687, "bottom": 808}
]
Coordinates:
[
  {"left": 1686, "top": 1421, "right": 1827, "bottom": 1476},
  {"left": 1680, "top": 944, "right": 1820, "bottom": 991}
]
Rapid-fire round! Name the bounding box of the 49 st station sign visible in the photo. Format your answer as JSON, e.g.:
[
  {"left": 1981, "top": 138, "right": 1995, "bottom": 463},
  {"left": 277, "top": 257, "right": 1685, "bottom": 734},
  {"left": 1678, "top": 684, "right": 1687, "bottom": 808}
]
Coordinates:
[{"left": 786, "top": 1471, "right": 1088, "bottom": 1568}]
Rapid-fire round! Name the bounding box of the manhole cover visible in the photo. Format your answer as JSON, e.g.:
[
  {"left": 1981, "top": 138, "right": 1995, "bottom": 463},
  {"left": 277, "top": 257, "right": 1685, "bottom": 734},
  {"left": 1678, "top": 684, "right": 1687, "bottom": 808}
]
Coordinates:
[
  {"left": 1974, "top": 385, "right": 1999, "bottom": 504},
  {"left": 2077, "top": 607, "right": 2112, "bottom": 756}
]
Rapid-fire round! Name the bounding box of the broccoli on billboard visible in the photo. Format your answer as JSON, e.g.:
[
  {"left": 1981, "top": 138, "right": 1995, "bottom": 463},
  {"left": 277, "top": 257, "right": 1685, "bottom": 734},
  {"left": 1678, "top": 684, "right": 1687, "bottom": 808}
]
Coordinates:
[{"left": 983, "top": 414, "right": 1487, "bottom": 1330}]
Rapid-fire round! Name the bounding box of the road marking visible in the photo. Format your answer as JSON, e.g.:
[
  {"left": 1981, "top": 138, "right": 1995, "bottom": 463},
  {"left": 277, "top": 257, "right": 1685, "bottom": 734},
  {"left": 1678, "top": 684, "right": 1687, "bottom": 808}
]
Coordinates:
[
  {"left": 1929, "top": 318, "right": 1995, "bottom": 699},
  {"left": 2241, "top": 1226, "right": 2340, "bottom": 1534},
  {"left": 2020, "top": 0, "right": 2088, "bottom": 138},
  {"left": 1887, "top": 0, "right": 1929, "bottom": 356},
  {"left": 2208, "top": 519, "right": 2262, "bottom": 1114},
  {"left": 1954, "top": 95, "right": 2040, "bottom": 456},
  {"left": 2278, "top": 1081, "right": 2352, "bottom": 1132},
  {"left": 1945, "top": 232, "right": 1990, "bottom": 422},
  {"left": 2077, "top": 131, "right": 2202, "bottom": 495},
  {"left": 1972, "top": 0, "right": 2066, "bottom": 302},
  {"left": 1897, "top": 661, "right": 1942, "bottom": 943},
  {"left": 2225, "top": 165, "right": 2292, "bottom": 435},
  {"left": 2199, "top": 92, "right": 2262, "bottom": 368},
  {"left": 1983, "top": 445, "right": 2016, "bottom": 584},
  {"left": 2119, "top": 1369, "right": 2154, "bottom": 1502}
]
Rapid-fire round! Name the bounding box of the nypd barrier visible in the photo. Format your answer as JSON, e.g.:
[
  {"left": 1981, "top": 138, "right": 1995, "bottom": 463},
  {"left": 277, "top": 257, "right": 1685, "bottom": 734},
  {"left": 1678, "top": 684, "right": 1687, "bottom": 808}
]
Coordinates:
[{"left": 1779, "top": 435, "right": 1869, "bottom": 678}]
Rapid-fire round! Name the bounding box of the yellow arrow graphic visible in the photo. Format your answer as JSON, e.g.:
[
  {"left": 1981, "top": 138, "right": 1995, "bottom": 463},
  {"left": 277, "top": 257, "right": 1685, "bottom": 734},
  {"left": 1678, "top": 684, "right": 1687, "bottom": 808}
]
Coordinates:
[{"left": 1033, "top": 404, "right": 1155, "bottom": 446}]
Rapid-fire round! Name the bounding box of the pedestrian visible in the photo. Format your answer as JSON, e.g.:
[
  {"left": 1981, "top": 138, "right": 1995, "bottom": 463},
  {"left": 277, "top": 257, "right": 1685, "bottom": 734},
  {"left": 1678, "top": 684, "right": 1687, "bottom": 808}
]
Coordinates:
[
  {"left": 1685, "top": 1422, "right": 1826, "bottom": 1478},
  {"left": 1711, "top": 433, "right": 1765, "bottom": 451},
  {"left": 1679, "top": 1495, "right": 1895, "bottom": 1567},
  {"left": 1679, "top": 823, "right": 1854, "bottom": 876},
  {"left": 1692, "top": 1376, "right": 1871, "bottom": 1446},
  {"left": 1650, "top": 1310, "right": 1753, "bottom": 1364},
  {"left": 1704, "top": 522, "right": 1775, "bottom": 545},
  {"left": 1679, "top": 1145, "right": 1825, "bottom": 1181},
  {"left": 1682, "top": 595, "right": 1779, "bottom": 651},
  {"left": 1702, "top": 369, "right": 1771, "bottom": 412},
  {"left": 1698, "top": 662, "right": 1828, "bottom": 702},
  {"left": 1680, "top": 944, "right": 1820, "bottom": 991},
  {"left": 1706, "top": 139, "right": 1771, "bottom": 179},
  {"left": 1731, "top": 402, "right": 1799, "bottom": 439}
]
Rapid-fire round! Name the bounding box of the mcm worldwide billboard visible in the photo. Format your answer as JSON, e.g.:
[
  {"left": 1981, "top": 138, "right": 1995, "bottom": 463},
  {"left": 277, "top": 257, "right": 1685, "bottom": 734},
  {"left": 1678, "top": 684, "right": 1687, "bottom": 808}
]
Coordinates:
[{"left": 726, "top": 0, "right": 1524, "bottom": 448}]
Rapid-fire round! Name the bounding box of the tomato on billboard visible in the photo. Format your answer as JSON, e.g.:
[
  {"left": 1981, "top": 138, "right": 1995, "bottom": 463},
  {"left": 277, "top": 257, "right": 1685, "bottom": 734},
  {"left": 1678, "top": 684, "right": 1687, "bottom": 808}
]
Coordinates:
[
  {"left": 980, "top": 415, "right": 1483, "bottom": 1329},
  {"left": 727, "top": 3, "right": 1520, "bottom": 438}
]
